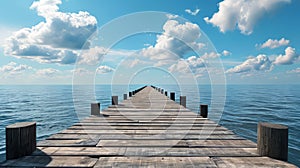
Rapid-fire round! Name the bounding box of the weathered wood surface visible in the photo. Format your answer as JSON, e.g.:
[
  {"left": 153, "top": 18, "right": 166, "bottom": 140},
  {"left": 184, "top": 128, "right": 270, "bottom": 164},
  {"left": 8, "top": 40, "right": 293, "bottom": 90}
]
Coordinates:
[
  {"left": 5, "top": 122, "right": 36, "bottom": 160},
  {"left": 0, "top": 86, "right": 296, "bottom": 167},
  {"left": 257, "top": 122, "right": 289, "bottom": 161}
]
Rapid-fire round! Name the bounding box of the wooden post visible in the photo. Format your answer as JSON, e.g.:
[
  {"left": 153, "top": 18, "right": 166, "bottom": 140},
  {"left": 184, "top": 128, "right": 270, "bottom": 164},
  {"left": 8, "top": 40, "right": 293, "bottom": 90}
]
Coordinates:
[
  {"left": 129, "top": 92, "right": 132, "bottom": 97},
  {"left": 200, "top": 105, "right": 208, "bottom": 118},
  {"left": 6, "top": 122, "right": 36, "bottom": 160},
  {"left": 170, "top": 92, "right": 175, "bottom": 101},
  {"left": 180, "top": 96, "right": 186, "bottom": 107},
  {"left": 123, "top": 94, "right": 127, "bottom": 100},
  {"left": 112, "top": 96, "right": 118, "bottom": 105},
  {"left": 165, "top": 91, "right": 167, "bottom": 96},
  {"left": 257, "top": 122, "right": 288, "bottom": 161},
  {"left": 91, "top": 103, "right": 100, "bottom": 115},
  {"left": 161, "top": 89, "right": 164, "bottom": 94}
]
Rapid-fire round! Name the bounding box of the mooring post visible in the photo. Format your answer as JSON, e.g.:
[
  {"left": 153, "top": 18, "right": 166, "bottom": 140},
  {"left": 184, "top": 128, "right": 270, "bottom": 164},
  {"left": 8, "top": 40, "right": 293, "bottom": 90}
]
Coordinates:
[
  {"left": 91, "top": 102, "right": 100, "bottom": 115},
  {"left": 165, "top": 91, "right": 167, "bottom": 96},
  {"left": 112, "top": 96, "right": 118, "bottom": 105},
  {"left": 257, "top": 122, "right": 288, "bottom": 161},
  {"left": 180, "top": 96, "right": 186, "bottom": 107},
  {"left": 123, "top": 94, "right": 127, "bottom": 100},
  {"left": 129, "top": 92, "right": 132, "bottom": 97},
  {"left": 6, "top": 122, "right": 36, "bottom": 160},
  {"left": 170, "top": 92, "right": 175, "bottom": 101},
  {"left": 200, "top": 105, "right": 208, "bottom": 118}
]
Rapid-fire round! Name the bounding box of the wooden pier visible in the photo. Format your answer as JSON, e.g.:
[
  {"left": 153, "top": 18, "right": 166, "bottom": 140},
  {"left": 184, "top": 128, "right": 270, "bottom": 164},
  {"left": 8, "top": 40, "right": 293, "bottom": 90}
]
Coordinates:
[{"left": 0, "top": 86, "right": 297, "bottom": 167}]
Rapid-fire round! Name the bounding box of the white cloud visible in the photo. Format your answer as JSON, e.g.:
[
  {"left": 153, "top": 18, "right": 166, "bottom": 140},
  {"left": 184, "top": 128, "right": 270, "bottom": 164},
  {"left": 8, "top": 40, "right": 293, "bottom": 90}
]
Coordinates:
[
  {"left": 78, "top": 46, "right": 107, "bottom": 65},
  {"left": 141, "top": 20, "right": 205, "bottom": 63},
  {"left": 287, "top": 68, "right": 300, "bottom": 74},
  {"left": 36, "top": 68, "right": 60, "bottom": 77},
  {"left": 166, "top": 14, "right": 178, "bottom": 19},
  {"left": 169, "top": 59, "right": 190, "bottom": 73},
  {"left": 168, "top": 56, "right": 207, "bottom": 79},
  {"left": 71, "top": 68, "right": 92, "bottom": 76},
  {"left": 168, "top": 52, "right": 222, "bottom": 77},
  {"left": 96, "top": 65, "right": 115, "bottom": 74},
  {"left": 274, "top": 47, "right": 299, "bottom": 65},
  {"left": 185, "top": 8, "right": 200, "bottom": 16},
  {"left": 78, "top": 47, "right": 137, "bottom": 65},
  {"left": 0, "top": 62, "right": 34, "bottom": 79},
  {"left": 226, "top": 55, "right": 273, "bottom": 73},
  {"left": 204, "top": 0, "right": 291, "bottom": 35},
  {"left": 4, "top": 0, "right": 97, "bottom": 64},
  {"left": 128, "top": 59, "right": 148, "bottom": 68},
  {"left": 186, "top": 56, "right": 205, "bottom": 69},
  {"left": 222, "top": 50, "right": 231, "bottom": 56},
  {"left": 0, "top": 62, "right": 33, "bottom": 75},
  {"left": 258, "top": 38, "right": 290, "bottom": 49},
  {"left": 201, "top": 52, "right": 221, "bottom": 59},
  {"left": 169, "top": 56, "right": 205, "bottom": 73}
]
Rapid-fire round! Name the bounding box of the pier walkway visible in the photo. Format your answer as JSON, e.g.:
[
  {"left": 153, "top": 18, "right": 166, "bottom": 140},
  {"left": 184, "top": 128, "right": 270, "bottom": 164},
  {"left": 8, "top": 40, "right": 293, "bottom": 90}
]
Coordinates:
[{"left": 0, "top": 86, "right": 296, "bottom": 167}]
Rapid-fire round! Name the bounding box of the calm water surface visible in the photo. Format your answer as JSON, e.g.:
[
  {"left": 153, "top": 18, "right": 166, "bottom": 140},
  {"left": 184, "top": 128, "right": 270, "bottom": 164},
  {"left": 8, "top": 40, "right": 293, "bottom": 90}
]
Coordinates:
[{"left": 0, "top": 85, "right": 299, "bottom": 166}]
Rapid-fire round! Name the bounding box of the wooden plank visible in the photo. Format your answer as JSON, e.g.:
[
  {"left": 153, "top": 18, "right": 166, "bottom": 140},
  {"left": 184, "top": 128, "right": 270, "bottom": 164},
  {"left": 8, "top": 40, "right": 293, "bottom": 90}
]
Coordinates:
[
  {"left": 97, "top": 139, "right": 186, "bottom": 147},
  {"left": 33, "top": 147, "right": 258, "bottom": 157},
  {"left": 94, "top": 157, "right": 217, "bottom": 168},
  {"left": 97, "top": 139, "right": 256, "bottom": 148},
  {"left": 74, "top": 122, "right": 219, "bottom": 127},
  {"left": 78, "top": 120, "right": 217, "bottom": 125},
  {"left": 82, "top": 117, "right": 209, "bottom": 121},
  {"left": 123, "top": 147, "right": 258, "bottom": 157},
  {"left": 0, "top": 156, "right": 97, "bottom": 167},
  {"left": 97, "top": 134, "right": 245, "bottom": 140},
  {"left": 47, "top": 134, "right": 101, "bottom": 140},
  {"left": 212, "top": 157, "right": 297, "bottom": 168},
  {"left": 47, "top": 133, "right": 245, "bottom": 140},
  {"left": 59, "top": 129, "right": 234, "bottom": 135},
  {"left": 186, "top": 139, "right": 256, "bottom": 148},
  {"left": 103, "top": 108, "right": 193, "bottom": 112},
  {"left": 37, "top": 139, "right": 98, "bottom": 147},
  {"left": 67, "top": 125, "right": 229, "bottom": 131},
  {"left": 33, "top": 147, "right": 126, "bottom": 157}
]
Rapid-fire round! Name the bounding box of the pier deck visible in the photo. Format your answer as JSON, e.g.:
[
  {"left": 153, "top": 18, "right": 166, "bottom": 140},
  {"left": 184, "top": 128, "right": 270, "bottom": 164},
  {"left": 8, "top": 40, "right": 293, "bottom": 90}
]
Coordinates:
[{"left": 0, "top": 86, "right": 296, "bottom": 167}]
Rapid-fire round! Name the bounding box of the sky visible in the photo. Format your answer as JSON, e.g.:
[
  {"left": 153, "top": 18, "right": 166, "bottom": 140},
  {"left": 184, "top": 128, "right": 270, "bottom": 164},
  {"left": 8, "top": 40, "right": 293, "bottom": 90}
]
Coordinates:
[{"left": 0, "top": 0, "right": 299, "bottom": 85}]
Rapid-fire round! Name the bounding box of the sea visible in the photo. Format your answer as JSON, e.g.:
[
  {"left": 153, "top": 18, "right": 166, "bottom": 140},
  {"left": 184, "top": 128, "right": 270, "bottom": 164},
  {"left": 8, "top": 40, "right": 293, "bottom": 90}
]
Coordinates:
[{"left": 0, "top": 85, "right": 299, "bottom": 166}]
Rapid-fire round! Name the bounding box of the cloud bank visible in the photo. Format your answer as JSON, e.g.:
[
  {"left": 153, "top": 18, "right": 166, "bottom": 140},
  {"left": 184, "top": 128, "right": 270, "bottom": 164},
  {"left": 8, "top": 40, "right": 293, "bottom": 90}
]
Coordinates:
[
  {"left": 274, "top": 47, "right": 299, "bottom": 65},
  {"left": 227, "top": 47, "right": 299, "bottom": 74},
  {"left": 141, "top": 19, "right": 205, "bottom": 64},
  {"left": 287, "top": 68, "right": 300, "bottom": 74},
  {"left": 96, "top": 65, "right": 115, "bottom": 74},
  {"left": 4, "top": 0, "right": 97, "bottom": 64},
  {"left": 258, "top": 38, "right": 290, "bottom": 49},
  {"left": 204, "top": 0, "right": 291, "bottom": 34},
  {"left": 0, "top": 62, "right": 33, "bottom": 75},
  {"left": 226, "top": 55, "right": 272, "bottom": 73}
]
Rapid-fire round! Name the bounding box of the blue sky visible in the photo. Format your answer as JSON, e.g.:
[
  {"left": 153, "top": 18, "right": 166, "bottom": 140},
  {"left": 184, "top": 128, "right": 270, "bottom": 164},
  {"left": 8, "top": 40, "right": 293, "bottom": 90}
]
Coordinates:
[{"left": 0, "top": 0, "right": 299, "bottom": 85}]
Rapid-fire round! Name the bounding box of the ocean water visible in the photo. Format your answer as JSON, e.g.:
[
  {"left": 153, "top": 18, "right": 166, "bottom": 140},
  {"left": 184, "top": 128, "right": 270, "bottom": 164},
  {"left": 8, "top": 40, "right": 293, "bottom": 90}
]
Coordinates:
[{"left": 0, "top": 85, "right": 299, "bottom": 166}]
